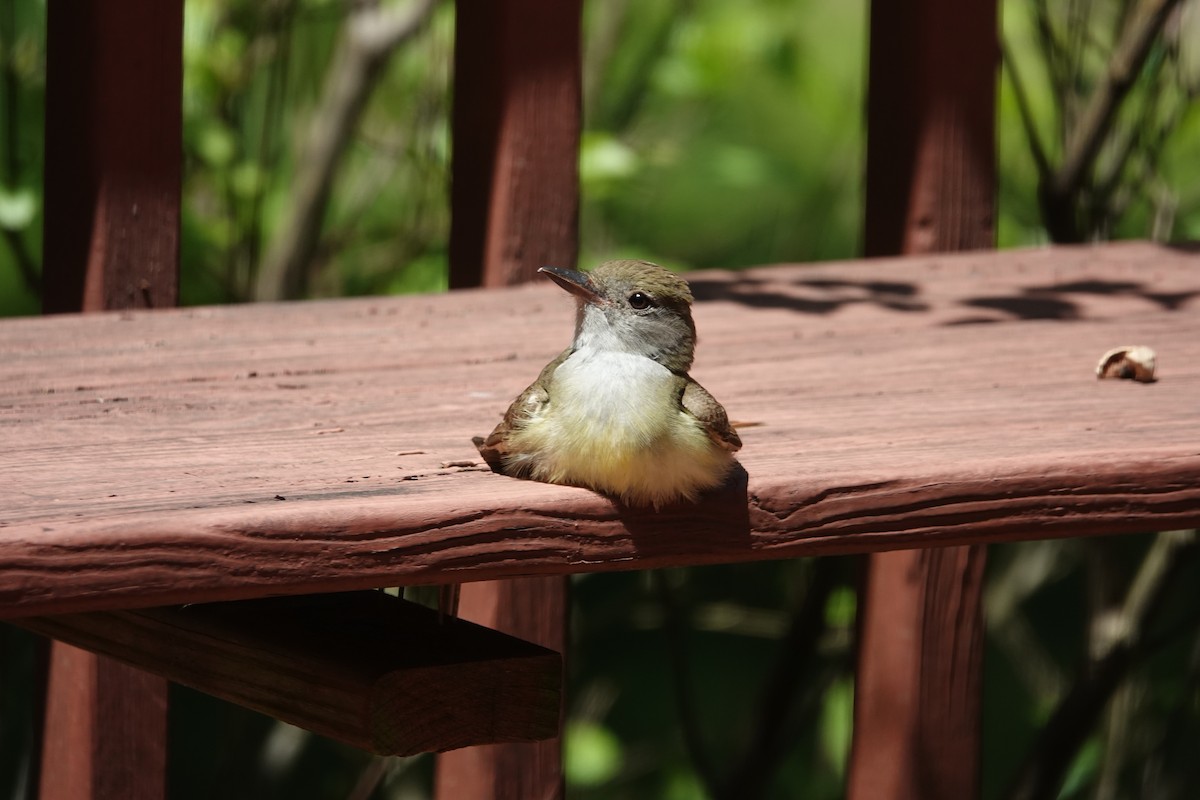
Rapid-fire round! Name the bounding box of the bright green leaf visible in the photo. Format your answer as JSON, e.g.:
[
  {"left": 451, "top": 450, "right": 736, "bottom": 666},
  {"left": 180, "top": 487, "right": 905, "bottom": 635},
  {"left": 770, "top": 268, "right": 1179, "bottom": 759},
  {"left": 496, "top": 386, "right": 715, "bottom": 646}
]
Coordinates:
[
  {"left": 824, "top": 585, "right": 857, "bottom": 628},
  {"left": 580, "top": 133, "right": 639, "bottom": 185},
  {"left": 197, "top": 123, "right": 237, "bottom": 167},
  {"left": 230, "top": 162, "right": 264, "bottom": 199},
  {"left": 1059, "top": 736, "right": 1101, "bottom": 797},
  {"left": 564, "top": 720, "right": 624, "bottom": 788},
  {"left": 819, "top": 676, "right": 855, "bottom": 778},
  {"left": 0, "top": 187, "right": 37, "bottom": 231}
]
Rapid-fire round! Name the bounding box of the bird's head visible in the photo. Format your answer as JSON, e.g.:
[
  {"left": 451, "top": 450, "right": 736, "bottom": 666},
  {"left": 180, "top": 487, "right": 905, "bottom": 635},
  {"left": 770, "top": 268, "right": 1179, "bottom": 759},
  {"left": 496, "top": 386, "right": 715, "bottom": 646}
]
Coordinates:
[{"left": 539, "top": 260, "right": 697, "bottom": 373}]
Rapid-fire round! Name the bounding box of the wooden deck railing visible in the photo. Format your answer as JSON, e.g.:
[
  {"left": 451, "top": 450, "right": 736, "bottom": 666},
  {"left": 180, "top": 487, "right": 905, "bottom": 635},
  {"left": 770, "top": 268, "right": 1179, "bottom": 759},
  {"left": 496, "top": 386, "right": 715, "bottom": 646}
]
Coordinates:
[
  {"left": 4, "top": 242, "right": 1200, "bottom": 614},
  {"left": 10, "top": 1, "right": 1199, "bottom": 800}
]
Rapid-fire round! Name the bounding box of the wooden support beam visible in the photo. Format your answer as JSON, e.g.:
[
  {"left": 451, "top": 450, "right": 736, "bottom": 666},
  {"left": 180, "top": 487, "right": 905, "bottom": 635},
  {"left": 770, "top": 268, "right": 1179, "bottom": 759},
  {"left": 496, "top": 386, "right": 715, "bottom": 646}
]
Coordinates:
[
  {"left": 863, "top": 0, "right": 998, "bottom": 257},
  {"left": 445, "top": 4, "right": 579, "bottom": 791},
  {"left": 41, "top": 0, "right": 183, "bottom": 313},
  {"left": 847, "top": 547, "right": 987, "bottom": 800},
  {"left": 448, "top": 0, "right": 582, "bottom": 288},
  {"left": 851, "top": 1, "right": 999, "bottom": 798},
  {"left": 38, "top": 644, "right": 168, "bottom": 800},
  {"left": 18, "top": 592, "right": 562, "bottom": 756},
  {"left": 39, "top": 3, "right": 184, "bottom": 794},
  {"left": 435, "top": 577, "right": 567, "bottom": 800}
]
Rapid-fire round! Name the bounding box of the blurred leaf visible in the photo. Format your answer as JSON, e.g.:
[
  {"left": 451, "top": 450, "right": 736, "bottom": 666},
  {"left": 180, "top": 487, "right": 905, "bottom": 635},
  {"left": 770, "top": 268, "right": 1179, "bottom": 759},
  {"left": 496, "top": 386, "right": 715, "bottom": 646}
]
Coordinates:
[
  {"left": 0, "top": 187, "right": 37, "bottom": 231},
  {"left": 384, "top": 251, "right": 448, "bottom": 295},
  {"left": 1059, "top": 736, "right": 1101, "bottom": 798},
  {"left": 819, "top": 677, "right": 854, "bottom": 779},
  {"left": 824, "top": 584, "right": 857, "bottom": 629},
  {"left": 197, "top": 122, "right": 238, "bottom": 167},
  {"left": 565, "top": 720, "right": 625, "bottom": 788},
  {"left": 230, "top": 161, "right": 264, "bottom": 199},
  {"left": 580, "top": 132, "right": 640, "bottom": 186},
  {"left": 712, "top": 144, "right": 771, "bottom": 190},
  {"left": 663, "top": 767, "right": 710, "bottom": 800}
]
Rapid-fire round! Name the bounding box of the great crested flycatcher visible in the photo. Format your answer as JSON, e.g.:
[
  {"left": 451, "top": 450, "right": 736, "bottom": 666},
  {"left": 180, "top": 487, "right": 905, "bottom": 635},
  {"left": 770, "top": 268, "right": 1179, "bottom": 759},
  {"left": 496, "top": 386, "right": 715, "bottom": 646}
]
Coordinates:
[{"left": 475, "top": 260, "right": 741, "bottom": 508}]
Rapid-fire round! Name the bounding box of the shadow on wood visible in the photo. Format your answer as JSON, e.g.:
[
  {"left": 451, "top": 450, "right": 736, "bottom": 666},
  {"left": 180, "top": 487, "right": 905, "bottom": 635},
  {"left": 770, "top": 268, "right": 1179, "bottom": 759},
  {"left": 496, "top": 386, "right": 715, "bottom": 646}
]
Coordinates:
[
  {"left": 16, "top": 591, "right": 561, "bottom": 756},
  {"left": 615, "top": 461, "right": 752, "bottom": 558}
]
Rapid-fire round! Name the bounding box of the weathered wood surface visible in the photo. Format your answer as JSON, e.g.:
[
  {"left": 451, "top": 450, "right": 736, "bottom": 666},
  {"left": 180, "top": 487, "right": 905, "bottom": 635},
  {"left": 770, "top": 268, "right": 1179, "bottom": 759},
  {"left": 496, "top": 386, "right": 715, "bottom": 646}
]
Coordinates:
[
  {"left": 2, "top": 242, "right": 1199, "bottom": 616},
  {"left": 18, "top": 592, "right": 561, "bottom": 755},
  {"left": 39, "top": 4, "right": 182, "bottom": 794},
  {"left": 853, "top": 0, "right": 997, "bottom": 795}
]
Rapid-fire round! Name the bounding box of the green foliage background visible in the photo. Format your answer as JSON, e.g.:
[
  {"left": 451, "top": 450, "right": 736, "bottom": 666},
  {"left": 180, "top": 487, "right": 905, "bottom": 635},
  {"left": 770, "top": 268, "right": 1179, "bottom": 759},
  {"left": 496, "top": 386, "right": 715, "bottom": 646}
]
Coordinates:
[
  {"left": 2, "top": 1, "right": 1199, "bottom": 799},
  {"left": 4, "top": 0, "right": 1200, "bottom": 309}
]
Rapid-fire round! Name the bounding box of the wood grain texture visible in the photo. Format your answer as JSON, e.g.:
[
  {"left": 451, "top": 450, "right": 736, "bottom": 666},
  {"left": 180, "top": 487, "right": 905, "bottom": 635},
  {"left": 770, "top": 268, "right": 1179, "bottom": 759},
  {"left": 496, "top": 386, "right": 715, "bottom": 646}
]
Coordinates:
[
  {"left": 18, "top": 592, "right": 561, "bottom": 755},
  {"left": 42, "top": 0, "right": 182, "bottom": 312},
  {"left": 37, "top": 643, "right": 168, "bottom": 800},
  {"left": 2, "top": 242, "right": 1199, "bottom": 616},
  {"left": 854, "top": 2, "right": 998, "bottom": 796},
  {"left": 39, "top": 5, "right": 181, "bottom": 792},
  {"left": 448, "top": 0, "right": 581, "bottom": 288},
  {"left": 864, "top": 0, "right": 998, "bottom": 255},
  {"left": 848, "top": 546, "right": 986, "bottom": 800}
]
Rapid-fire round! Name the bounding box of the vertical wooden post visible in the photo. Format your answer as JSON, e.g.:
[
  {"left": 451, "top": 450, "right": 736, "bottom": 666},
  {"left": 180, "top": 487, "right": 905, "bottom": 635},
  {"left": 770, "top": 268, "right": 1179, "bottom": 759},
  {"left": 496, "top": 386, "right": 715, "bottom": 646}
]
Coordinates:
[
  {"left": 848, "top": 548, "right": 988, "bottom": 800},
  {"left": 38, "top": 2, "right": 182, "bottom": 797},
  {"left": 863, "top": 0, "right": 997, "bottom": 258},
  {"left": 42, "top": 0, "right": 182, "bottom": 313},
  {"left": 38, "top": 645, "right": 170, "bottom": 800},
  {"left": 441, "top": 1, "right": 579, "bottom": 794},
  {"left": 850, "top": 1, "right": 998, "bottom": 799},
  {"left": 435, "top": 578, "right": 567, "bottom": 800},
  {"left": 448, "top": 0, "right": 582, "bottom": 288}
]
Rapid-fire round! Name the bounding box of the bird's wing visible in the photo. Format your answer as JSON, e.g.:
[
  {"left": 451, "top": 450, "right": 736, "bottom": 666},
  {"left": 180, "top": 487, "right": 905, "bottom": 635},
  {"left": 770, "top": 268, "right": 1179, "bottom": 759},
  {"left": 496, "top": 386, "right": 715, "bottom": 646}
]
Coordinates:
[
  {"left": 474, "top": 347, "right": 573, "bottom": 474},
  {"left": 680, "top": 377, "right": 742, "bottom": 452}
]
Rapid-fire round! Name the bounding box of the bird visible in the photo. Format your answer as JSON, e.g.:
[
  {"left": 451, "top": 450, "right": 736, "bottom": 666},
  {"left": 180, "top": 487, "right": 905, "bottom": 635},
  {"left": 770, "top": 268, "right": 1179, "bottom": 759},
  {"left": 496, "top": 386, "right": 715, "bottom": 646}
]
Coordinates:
[{"left": 474, "top": 259, "right": 741, "bottom": 508}]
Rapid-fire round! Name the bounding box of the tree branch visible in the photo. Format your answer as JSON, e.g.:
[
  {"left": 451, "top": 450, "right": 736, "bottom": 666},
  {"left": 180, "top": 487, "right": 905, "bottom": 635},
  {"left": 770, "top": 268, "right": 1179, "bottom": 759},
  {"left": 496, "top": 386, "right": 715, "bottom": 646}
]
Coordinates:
[
  {"left": 986, "top": 540, "right": 1072, "bottom": 702},
  {"left": 1040, "top": 0, "right": 1185, "bottom": 242},
  {"left": 717, "top": 563, "right": 838, "bottom": 800},
  {"left": 1001, "top": 38, "right": 1052, "bottom": 183},
  {"left": 652, "top": 569, "right": 723, "bottom": 795},
  {"left": 254, "top": 0, "right": 437, "bottom": 301},
  {"left": 1005, "top": 529, "right": 1199, "bottom": 800}
]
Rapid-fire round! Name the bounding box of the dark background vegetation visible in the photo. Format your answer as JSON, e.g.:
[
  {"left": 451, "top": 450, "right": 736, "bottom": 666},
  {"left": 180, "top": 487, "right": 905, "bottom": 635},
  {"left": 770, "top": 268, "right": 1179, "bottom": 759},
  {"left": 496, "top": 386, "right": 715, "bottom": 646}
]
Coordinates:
[{"left": 2, "top": 1, "right": 1199, "bottom": 798}]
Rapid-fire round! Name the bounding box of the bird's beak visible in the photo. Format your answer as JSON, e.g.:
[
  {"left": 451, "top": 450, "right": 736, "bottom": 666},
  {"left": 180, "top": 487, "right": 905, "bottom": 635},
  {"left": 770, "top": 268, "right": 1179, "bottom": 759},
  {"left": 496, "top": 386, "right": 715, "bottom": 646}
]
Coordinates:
[{"left": 539, "top": 266, "right": 604, "bottom": 304}]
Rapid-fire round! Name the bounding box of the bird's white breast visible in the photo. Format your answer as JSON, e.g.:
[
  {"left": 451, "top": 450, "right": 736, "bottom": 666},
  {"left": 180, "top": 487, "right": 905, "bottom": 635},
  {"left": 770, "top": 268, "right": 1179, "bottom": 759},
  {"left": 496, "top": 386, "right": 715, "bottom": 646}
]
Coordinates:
[
  {"left": 552, "top": 348, "right": 678, "bottom": 442},
  {"left": 506, "top": 346, "right": 732, "bottom": 507}
]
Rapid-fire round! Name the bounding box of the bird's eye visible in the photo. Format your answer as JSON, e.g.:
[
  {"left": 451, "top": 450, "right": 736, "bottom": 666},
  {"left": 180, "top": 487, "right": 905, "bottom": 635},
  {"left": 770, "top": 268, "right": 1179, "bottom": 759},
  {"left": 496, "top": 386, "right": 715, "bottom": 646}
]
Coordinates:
[{"left": 628, "top": 292, "right": 653, "bottom": 310}]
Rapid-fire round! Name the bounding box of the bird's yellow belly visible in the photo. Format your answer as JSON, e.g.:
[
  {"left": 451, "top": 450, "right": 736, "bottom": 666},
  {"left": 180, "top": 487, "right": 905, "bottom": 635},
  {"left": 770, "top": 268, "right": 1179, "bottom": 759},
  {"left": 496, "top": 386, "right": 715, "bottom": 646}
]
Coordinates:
[{"left": 505, "top": 352, "right": 733, "bottom": 507}]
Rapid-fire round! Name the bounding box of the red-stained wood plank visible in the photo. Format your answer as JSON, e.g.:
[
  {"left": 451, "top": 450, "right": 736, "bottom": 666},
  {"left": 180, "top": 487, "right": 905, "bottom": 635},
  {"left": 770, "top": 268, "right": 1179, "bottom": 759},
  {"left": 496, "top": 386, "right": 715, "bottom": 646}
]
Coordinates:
[
  {"left": 0, "top": 243, "right": 1198, "bottom": 617},
  {"left": 435, "top": 578, "right": 566, "bottom": 799},
  {"left": 448, "top": 0, "right": 582, "bottom": 288},
  {"left": 446, "top": 6, "right": 579, "bottom": 787},
  {"left": 854, "top": 1, "right": 999, "bottom": 796},
  {"left": 38, "top": 3, "right": 182, "bottom": 792},
  {"left": 41, "top": 0, "right": 182, "bottom": 313},
  {"left": 19, "top": 592, "right": 561, "bottom": 756},
  {"left": 863, "top": 0, "right": 998, "bottom": 257},
  {"left": 847, "top": 547, "right": 987, "bottom": 800},
  {"left": 38, "top": 643, "right": 167, "bottom": 800}
]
